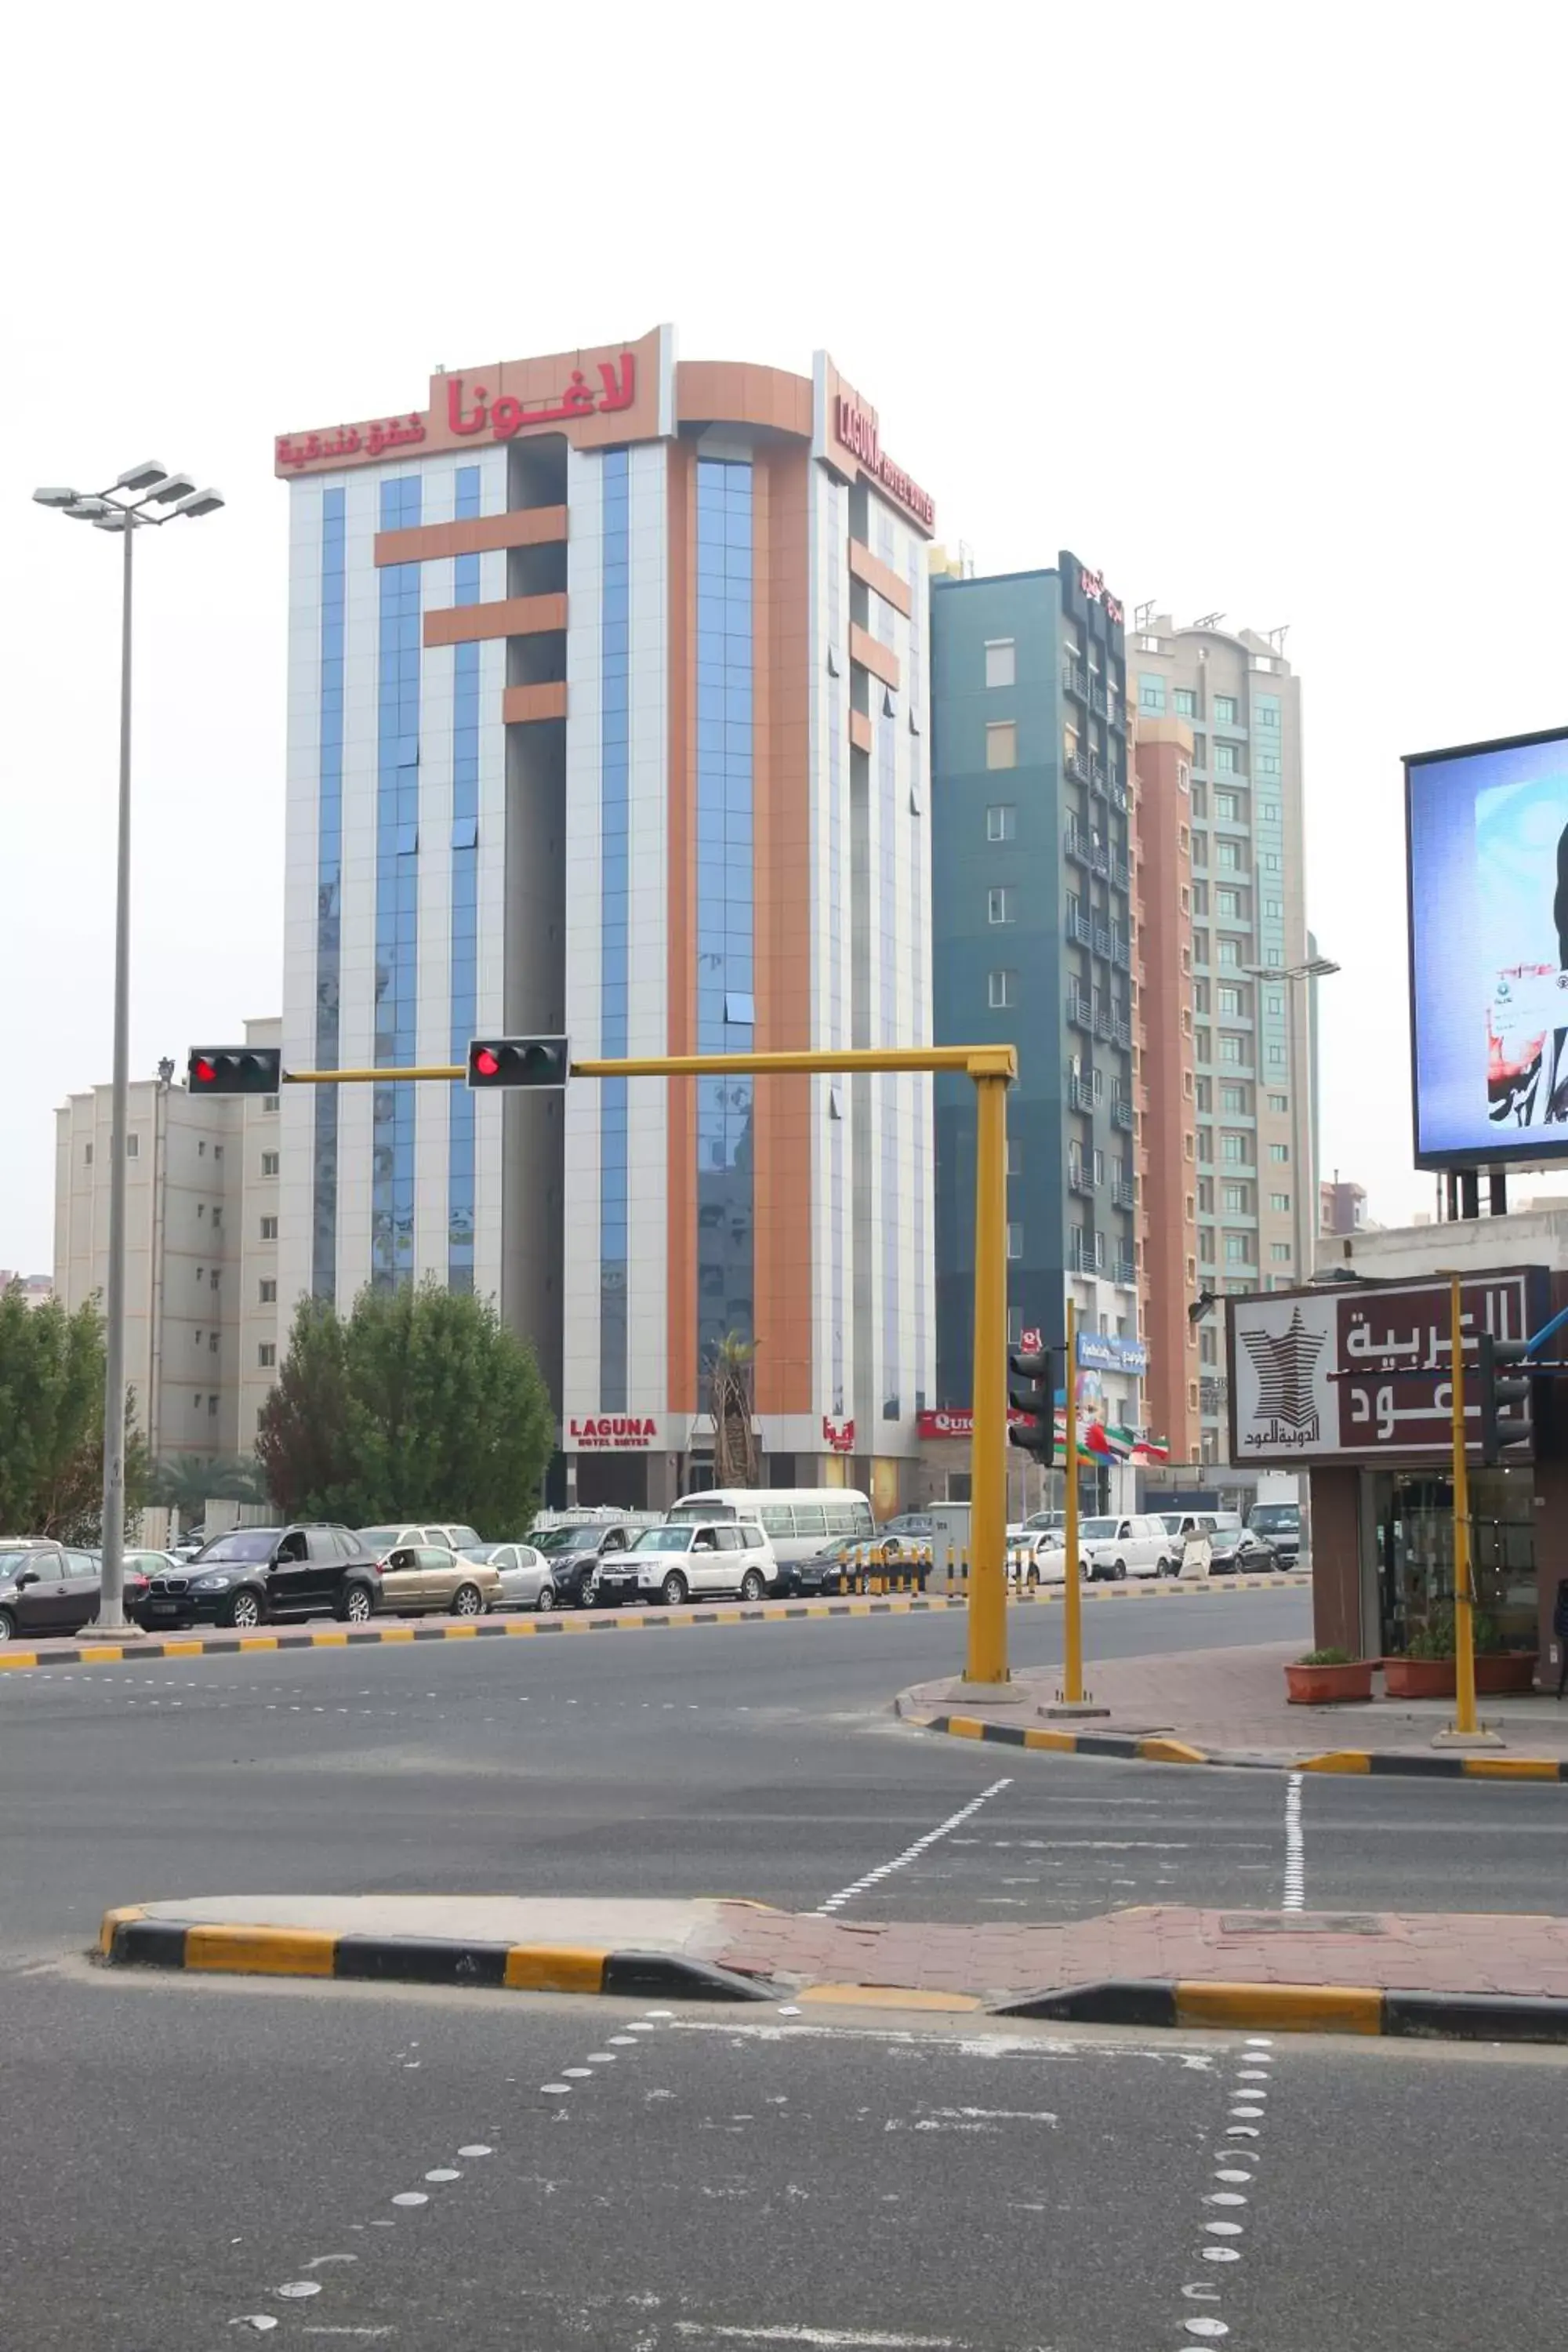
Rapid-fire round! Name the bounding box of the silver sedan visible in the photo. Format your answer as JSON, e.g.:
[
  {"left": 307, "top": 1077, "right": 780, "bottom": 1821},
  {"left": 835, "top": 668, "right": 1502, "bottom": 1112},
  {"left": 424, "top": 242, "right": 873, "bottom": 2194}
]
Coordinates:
[{"left": 459, "top": 1541, "right": 554, "bottom": 1610}]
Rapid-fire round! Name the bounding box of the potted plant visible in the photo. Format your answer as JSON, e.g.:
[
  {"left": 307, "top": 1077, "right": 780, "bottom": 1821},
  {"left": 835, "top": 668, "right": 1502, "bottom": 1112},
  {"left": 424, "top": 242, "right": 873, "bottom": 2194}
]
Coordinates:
[
  {"left": 1473, "top": 1613, "right": 1540, "bottom": 1694},
  {"left": 1384, "top": 1606, "right": 1539, "bottom": 1697},
  {"left": 1284, "top": 1646, "right": 1375, "bottom": 1704}
]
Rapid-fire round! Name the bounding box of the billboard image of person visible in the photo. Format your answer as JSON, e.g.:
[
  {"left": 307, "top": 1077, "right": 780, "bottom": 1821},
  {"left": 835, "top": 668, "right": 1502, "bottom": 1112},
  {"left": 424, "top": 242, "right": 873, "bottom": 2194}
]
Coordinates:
[{"left": 1406, "top": 724, "right": 1568, "bottom": 1167}]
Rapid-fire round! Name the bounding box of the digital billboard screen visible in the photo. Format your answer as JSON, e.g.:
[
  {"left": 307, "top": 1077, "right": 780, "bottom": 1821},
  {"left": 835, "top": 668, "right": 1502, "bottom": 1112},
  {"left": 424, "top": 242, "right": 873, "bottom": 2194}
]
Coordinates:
[{"left": 1406, "top": 723, "right": 1568, "bottom": 1169}]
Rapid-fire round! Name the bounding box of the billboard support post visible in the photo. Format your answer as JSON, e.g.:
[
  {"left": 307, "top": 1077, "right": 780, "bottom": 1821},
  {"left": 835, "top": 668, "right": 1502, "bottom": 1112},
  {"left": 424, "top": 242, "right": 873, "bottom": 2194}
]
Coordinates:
[{"left": 1447, "top": 1274, "right": 1479, "bottom": 1740}]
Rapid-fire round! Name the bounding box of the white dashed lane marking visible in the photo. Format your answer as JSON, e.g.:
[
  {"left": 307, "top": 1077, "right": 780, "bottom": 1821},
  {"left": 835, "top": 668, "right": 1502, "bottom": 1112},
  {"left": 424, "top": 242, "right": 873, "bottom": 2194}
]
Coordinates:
[{"left": 814, "top": 1780, "right": 1013, "bottom": 1915}]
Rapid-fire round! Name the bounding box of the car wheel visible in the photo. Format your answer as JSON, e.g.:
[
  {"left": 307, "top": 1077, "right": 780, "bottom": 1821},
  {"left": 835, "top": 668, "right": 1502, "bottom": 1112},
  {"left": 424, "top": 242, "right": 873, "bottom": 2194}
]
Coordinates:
[
  {"left": 536, "top": 1584, "right": 557, "bottom": 1613},
  {"left": 0, "top": 1608, "right": 15, "bottom": 1644},
  {"left": 1114, "top": 1559, "right": 1127, "bottom": 1582},
  {"left": 449, "top": 1581, "right": 484, "bottom": 1617},
  {"left": 339, "top": 1583, "right": 375, "bottom": 1624},
  {"left": 224, "top": 1588, "right": 263, "bottom": 1631},
  {"left": 740, "top": 1569, "right": 766, "bottom": 1602},
  {"left": 660, "top": 1570, "right": 688, "bottom": 1608}
]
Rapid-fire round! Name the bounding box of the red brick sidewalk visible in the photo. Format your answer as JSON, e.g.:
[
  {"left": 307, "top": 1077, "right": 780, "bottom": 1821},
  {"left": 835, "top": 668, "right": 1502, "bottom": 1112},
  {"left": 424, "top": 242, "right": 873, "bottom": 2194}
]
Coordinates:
[
  {"left": 710, "top": 1900, "right": 1568, "bottom": 2005},
  {"left": 902, "top": 1642, "right": 1568, "bottom": 1765}
]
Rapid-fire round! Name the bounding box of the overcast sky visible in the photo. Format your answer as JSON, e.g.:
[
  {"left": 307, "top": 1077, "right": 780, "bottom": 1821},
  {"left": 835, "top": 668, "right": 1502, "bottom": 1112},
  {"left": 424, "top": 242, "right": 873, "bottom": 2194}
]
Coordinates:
[{"left": 5, "top": 2, "right": 1563, "bottom": 1272}]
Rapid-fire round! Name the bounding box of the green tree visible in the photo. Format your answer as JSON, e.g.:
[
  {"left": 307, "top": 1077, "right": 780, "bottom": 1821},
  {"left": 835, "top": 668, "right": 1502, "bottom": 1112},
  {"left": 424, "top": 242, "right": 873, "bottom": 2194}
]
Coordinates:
[
  {"left": 0, "top": 1283, "right": 149, "bottom": 1541},
  {"left": 256, "top": 1282, "right": 554, "bottom": 1536},
  {"left": 147, "top": 1454, "right": 269, "bottom": 1520}
]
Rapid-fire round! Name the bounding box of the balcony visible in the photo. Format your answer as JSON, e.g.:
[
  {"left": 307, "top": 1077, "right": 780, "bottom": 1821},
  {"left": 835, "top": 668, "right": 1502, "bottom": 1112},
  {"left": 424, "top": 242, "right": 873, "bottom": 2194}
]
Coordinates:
[
  {"left": 1065, "top": 824, "right": 1090, "bottom": 869},
  {"left": 1065, "top": 749, "right": 1089, "bottom": 786},
  {"left": 1112, "top": 1174, "right": 1137, "bottom": 1210},
  {"left": 1110, "top": 778, "right": 1129, "bottom": 815},
  {"left": 1112, "top": 1015, "right": 1133, "bottom": 1052},
  {"left": 1110, "top": 929, "right": 1131, "bottom": 971},
  {"left": 1113, "top": 1256, "right": 1138, "bottom": 1289},
  {"left": 1069, "top": 1162, "right": 1098, "bottom": 1196},
  {"left": 1088, "top": 757, "right": 1109, "bottom": 800},
  {"left": 1093, "top": 1007, "right": 1115, "bottom": 1042},
  {"left": 1062, "top": 661, "right": 1088, "bottom": 702},
  {"left": 1200, "top": 1377, "right": 1229, "bottom": 1414},
  {"left": 1108, "top": 695, "right": 1127, "bottom": 734},
  {"left": 1068, "top": 1234, "right": 1105, "bottom": 1275},
  {"left": 1089, "top": 678, "right": 1109, "bottom": 717},
  {"left": 1090, "top": 839, "right": 1111, "bottom": 880},
  {"left": 1112, "top": 1095, "right": 1135, "bottom": 1131},
  {"left": 1093, "top": 922, "right": 1114, "bottom": 962},
  {"left": 1067, "top": 993, "right": 1093, "bottom": 1033},
  {"left": 1069, "top": 1074, "right": 1097, "bottom": 1113},
  {"left": 1111, "top": 856, "right": 1131, "bottom": 894},
  {"left": 1067, "top": 907, "right": 1094, "bottom": 949}
]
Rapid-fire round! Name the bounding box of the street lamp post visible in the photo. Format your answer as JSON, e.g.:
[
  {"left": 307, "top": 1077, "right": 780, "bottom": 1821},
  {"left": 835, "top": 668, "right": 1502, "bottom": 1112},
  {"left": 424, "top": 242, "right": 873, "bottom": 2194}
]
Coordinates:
[{"left": 33, "top": 466, "right": 223, "bottom": 1634}]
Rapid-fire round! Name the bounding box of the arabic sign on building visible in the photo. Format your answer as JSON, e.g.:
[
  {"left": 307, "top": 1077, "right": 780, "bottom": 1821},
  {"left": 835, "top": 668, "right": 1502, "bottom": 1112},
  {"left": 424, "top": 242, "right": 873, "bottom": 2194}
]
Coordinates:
[
  {"left": 1077, "top": 566, "right": 1125, "bottom": 628},
  {"left": 822, "top": 1416, "right": 856, "bottom": 1454},
  {"left": 275, "top": 328, "right": 669, "bottom": 477},
  {"left": 1225, "top": 1270, "right": 1548, "bottom": 1463},
  {"left": 567, "top": 1414, "right": 662, "bottom": 1451}
]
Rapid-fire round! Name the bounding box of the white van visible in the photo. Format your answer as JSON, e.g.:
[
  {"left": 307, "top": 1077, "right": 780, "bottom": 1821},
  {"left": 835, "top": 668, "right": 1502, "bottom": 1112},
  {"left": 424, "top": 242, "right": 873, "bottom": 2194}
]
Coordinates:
[
  {"left": 1078, "top": 1513, "right": 1176, "bottom": 1581},
  {"left": 670, "top": 1488, "right": 875, "bottom": 1568}
]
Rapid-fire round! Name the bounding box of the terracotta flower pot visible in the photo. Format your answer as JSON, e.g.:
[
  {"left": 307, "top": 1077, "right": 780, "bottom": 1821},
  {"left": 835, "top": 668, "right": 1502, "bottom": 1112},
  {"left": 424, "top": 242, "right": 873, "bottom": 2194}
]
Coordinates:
[
  {"left": 1383, "top": 1656, "right": 1456, "bottom": 1700},
  {"left": 1284, "top": 1659, "right": 1374, "bottom": 1705},
  {"left": 1475, "top": 1652, "right": 1539, "bottom": 1695}
]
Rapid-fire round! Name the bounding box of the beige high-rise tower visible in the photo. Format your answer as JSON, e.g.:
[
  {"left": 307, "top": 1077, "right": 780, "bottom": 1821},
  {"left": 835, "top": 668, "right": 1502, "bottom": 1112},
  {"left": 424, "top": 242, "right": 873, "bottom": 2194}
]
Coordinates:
[{"left": 1125, "top": 615, "right": 1314, "bottom": 1465}]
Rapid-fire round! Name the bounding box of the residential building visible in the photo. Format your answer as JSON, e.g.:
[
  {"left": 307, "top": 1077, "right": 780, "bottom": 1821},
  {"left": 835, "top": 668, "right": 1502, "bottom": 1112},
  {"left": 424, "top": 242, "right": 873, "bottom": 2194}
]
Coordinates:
[
  {"left": 53, "top": 1018, "right": 282, "bottom": 1460},
  {"left": 929, "top": 555, "right": 1146, "bottom": 1465},
  {"left": 276, "top": 332, "right": 935, "bottom": 1512},
  {"left": 1127, "top": 615, "right": 1313, "bottom": 1462},
  {"left": 1133, "top": 716, "right": 1201, "bottom": 1463},
  {"left": 1319, "top": 1174, "right": 1372, "bottom": 1236}
]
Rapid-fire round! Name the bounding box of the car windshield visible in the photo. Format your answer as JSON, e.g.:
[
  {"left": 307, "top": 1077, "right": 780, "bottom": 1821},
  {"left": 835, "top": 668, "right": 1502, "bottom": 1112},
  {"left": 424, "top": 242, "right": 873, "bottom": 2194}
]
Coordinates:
[
  {"left": 0, "top": 1550, "right": 44, "bottom": 1576},
  {"left": 534, "top": 1526, "right": 595, "bottom": 1554},
  {"left": 1025, "top": 1513, "right": 1062, "bottom": 1531},
  {"left": 460, "top": 1544, "right": 501, "bottom": 1563},
  {"left": 196, "top": 1531, "right": 278, "bottom": 1563},
  {"left": 1080, "top": 1518, "right": 1118, "bottom": 1541},
  {"left": 1249, "top": 1506, "right": 1298, "bottom": 1532},
  {"left": 633, "top": 1527, "right": 691, "bottom": 1552},
  {"left": 357, "top": 1528, "right": 406, "bottom": 1550}
]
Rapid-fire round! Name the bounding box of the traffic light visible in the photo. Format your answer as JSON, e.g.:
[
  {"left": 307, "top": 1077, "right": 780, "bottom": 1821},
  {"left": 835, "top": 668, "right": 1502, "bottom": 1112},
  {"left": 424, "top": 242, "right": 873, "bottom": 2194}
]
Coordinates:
[
  {"left": 1007, "top": 1347, "right": 1057, "bottom": 1463},
  {"left": 1477, "top": 1333, "right": 1534, "bottom": 1466},
  {"left": 466, "top": 1035, "right": 571, "bottom": 1090},
  {"left": 187, "top": 1046, "right": 281, "bottom": 1095}
]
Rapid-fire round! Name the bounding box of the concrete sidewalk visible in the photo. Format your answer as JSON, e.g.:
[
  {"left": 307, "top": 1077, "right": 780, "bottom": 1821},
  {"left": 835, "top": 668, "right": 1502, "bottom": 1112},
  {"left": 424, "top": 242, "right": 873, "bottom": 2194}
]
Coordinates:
[
  {"left": 99, "top": 1891, "right": 1568, "bottom": 2041},
  {"left": 899, "top": 1642, "right": 1568, "bottom": 1775}
]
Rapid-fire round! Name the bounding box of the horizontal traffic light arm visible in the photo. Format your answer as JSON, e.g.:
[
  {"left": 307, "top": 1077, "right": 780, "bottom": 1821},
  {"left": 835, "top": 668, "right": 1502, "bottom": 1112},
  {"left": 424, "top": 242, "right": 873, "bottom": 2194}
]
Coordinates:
[{"left": 278, "top": 1045, "right": 1018, "bottom": 1083}]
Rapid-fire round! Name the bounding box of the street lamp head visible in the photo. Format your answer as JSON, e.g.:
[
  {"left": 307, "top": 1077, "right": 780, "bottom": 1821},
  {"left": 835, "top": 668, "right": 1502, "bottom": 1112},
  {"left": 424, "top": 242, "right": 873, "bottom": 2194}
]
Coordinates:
[
  {"left": 33, "top": 486, "right": 81, "bottom": 507},
  {"left": 1302, "top": 956, "right": 1341, "bottom": 978},
  {"left": 93, "top": 511, "right": 131, "bottom": 532},
  {"left": 64, "top": 496, "right": 114, "bottom": 521},
  {"left": 170, "top": 487, "right": 224, "bottom": 519},
  {"left": 140, "top": 472, "right": 196, "bottom": 505},
  {"left": 115, "top": 459, "right": 170, "bottom": 492}
]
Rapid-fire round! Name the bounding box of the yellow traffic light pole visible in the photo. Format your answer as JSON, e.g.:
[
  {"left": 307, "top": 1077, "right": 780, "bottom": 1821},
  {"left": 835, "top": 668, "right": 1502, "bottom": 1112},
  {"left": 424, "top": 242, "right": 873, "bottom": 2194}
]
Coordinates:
[
  {"left": 284, "top": 1041, "right": 1019, "bottom": 1688},
  {"left": 1061, "top": 1295, "right": 1084, "bottom": 1704},
  {"left": 1448, "top": 1275, "right": 1479, "bottom": 1739}
]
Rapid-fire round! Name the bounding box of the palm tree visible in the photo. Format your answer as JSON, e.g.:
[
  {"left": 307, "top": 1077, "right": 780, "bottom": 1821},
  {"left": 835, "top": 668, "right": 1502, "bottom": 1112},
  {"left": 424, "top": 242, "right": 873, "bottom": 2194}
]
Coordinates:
[
  {"left": 708, "top": 1331, "right": 759, "bottom": 1487},
  {"left": 147, "top": 1454, "right": 268, "bottom": 1523}
]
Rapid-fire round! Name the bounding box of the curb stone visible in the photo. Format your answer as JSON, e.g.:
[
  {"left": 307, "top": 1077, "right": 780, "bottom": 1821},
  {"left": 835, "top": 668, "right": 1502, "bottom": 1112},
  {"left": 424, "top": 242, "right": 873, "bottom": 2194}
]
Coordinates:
[
  {"left": 992, "top": 1976, "right": 1568, "bottom": 2044},
  {"left": 0, "top": 1574, "right": 1312, "bottom": 1676},
  {"left": 895, "top": 1693, "right": 1568, "bottom": 1784},
  {"left": 97, "top": 1908, "right": 774, "bottom": 2002}
]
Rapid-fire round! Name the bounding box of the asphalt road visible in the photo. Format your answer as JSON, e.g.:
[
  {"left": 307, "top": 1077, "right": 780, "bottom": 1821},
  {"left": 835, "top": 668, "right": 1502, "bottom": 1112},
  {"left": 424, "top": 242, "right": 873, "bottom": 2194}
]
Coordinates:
[
  {"left": 4, "top": 1965, "right": 1562, "bottom": 2350},
  {"left": 2, "top": 1586, "right": 1565, "bottom": 1969}
]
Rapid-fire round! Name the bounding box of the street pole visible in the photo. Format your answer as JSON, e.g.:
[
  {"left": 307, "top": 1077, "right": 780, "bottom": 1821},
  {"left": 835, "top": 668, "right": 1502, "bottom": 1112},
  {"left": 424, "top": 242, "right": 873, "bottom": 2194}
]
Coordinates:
[
  {"left": 1449, "top": 1274, "right": 1479, "bottom": 1737},
  {"left": 965, "top": 1070, "right": 1010, "bottom": 1686},
  {"left": 93, "top": 514, "right": 136, "bottom": 1634},
  {"left": 1062, "top": 1294, "right": 1084, "bottom": 1703}
]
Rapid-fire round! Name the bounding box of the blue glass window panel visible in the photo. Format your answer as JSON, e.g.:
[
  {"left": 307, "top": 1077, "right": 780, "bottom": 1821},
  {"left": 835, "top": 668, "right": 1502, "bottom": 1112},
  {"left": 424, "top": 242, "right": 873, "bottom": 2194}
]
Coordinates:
[{"left": 451, "top": 815, "right": 477, "bottom": 850}]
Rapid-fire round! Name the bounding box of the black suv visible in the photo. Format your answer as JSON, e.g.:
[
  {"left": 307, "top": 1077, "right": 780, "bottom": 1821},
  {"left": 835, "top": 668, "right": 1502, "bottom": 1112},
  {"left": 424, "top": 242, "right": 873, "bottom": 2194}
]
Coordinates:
[
  {"left": 529, "top": 1522, "right": 637, "bottom": 1609},
  {"left": 139, "top": 1524, "right": 381, "bottom": 1631}
]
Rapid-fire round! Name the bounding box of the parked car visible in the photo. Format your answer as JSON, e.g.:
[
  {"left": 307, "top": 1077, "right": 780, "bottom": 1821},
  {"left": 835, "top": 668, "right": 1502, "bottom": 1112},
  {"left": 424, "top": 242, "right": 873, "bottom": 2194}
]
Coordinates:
[
  {"left": 357, "top": 1521, "right": 483, "bottom": 1556},
  {"left": 528, "top": 1521, "right": 638, "bottom": 1608},
  {"left": 1008, "top": 1530, "right": 1069, "bottom": 1585},
  {"left": 1246, "top": 1502, "right": 1301, "bottom": 1567},
  {"left": 139, "top": 1523, "right": 382, "bottom": 1629},
  {"left": 359, "top": 1543, "right": 501, "bottom": 1618},
  {"left": 1157, "top": 1512, "right": 1220, "bottom": 1576},
  {"left": 1078, "top": 1513, "right": 1176, "bottom": 1581},
  {"left": 458, "top": 1541, "right": 554, "bottom": 1610},
  {"left": 0, "top": 1541, "right": 152, "bottom": 1642},
  {"left": 1209, "top": 1526, "right": 1277, "bottom": 1576},
  {"left": 597, "top": 1519, "right": 777, "bottom": 1606}
]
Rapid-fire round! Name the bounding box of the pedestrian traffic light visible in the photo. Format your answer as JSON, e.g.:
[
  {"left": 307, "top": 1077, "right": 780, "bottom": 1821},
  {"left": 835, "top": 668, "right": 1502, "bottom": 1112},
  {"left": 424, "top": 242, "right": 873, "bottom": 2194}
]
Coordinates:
[
  {"left": 1007, "top": 1347, "right": 1057, "bottom": 1463},
  {"left": 187, "top": 1046, "right": 282, "bottom": 1095},
  {"left": 1477, "top": 1333, "right": 1534, "bottom": 1466},
  {"left": 466, "top": 1035, "right": 571, "bottom": 1090}
]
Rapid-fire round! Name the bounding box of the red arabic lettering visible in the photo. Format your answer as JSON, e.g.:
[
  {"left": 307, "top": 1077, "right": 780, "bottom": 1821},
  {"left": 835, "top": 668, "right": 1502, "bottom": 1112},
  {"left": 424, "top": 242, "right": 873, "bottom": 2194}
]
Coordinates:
[{"left": 449, "top": 377, "right": 489, "bottom": 437}]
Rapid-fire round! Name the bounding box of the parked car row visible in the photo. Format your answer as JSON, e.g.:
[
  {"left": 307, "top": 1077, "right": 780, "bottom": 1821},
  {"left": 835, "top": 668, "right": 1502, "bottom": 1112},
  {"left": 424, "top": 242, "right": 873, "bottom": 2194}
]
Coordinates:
[{"left": 1007, "top": 1508, "right": 1295, "bottom": 1585}]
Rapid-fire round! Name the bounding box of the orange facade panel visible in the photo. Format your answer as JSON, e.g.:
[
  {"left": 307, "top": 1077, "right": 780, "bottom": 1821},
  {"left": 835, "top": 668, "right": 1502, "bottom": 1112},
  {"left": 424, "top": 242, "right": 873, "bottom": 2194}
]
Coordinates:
[
  {"left": 849, "top": 708, "right": 874, "bottom": 756},
  {"left": 502, "top": 681, "right": 568, "bottom": 725},
  {"left": 848, "top": 622, "right": 900, "bottom": 691},
  {"left": 423, "top": 593, "right": 566, "bottom": 648},
  {"left": 677, "top": 361, "right": 813, "bottom": 438},
  {"left": 376, "top": 507, "right": 567, "bottom": 568},
  {"left": 848, "top": 539, "right": 913, "bottom": 619}
]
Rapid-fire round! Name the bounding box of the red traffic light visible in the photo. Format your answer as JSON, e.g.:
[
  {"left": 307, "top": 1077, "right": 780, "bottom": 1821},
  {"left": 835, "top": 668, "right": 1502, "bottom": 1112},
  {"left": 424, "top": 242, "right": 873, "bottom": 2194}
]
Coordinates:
[
  {"left": 193, "top": 1057, "right": 217, "bottom": 1087},
  {"left": 466, "top": 1036, "right": 571, "bottom": 1090},
  {"left": 186, "top": 1047, "right": 283, "bottom": 1095},
  {"left": 474, "top": 1047, "right": 500, "bottom": 1079}
]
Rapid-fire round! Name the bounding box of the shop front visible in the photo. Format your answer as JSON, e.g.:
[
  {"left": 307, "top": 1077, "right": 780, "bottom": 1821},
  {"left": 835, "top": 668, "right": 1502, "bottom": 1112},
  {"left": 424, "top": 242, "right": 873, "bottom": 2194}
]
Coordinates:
[{"left": 1228, "top": 1267, "right": 1565, "bottom": 1685}]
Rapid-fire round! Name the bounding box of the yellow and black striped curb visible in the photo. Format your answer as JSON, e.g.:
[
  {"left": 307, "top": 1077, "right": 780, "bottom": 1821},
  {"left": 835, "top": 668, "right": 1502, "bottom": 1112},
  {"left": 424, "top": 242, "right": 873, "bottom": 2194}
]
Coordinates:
[
  {"left": 0, "top": 1573, "right": 1311, "bottom": 1676},
  {"left": 98, "top": 1907, "right": 773, "bottom": 2002},
  {"left": 993, "top": 1977, "right": 1568, "bottom": 2044},
  {"left": 898, "top": 1699, "right": 1568, "bottom": 1783}
]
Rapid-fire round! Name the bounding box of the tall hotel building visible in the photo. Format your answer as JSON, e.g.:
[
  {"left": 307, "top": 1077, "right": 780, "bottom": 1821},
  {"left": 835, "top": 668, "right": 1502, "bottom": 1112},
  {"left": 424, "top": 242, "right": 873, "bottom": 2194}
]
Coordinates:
[{"left": 277, "top": 329, "right": 935, "bottom": 1509}]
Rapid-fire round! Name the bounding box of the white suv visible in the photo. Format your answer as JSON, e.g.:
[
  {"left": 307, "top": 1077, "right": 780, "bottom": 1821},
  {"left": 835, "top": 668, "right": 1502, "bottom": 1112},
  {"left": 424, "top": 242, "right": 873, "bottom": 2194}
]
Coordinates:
[
  {"left": 1079, "top": 1513, "right": 1175, "bottom": 1581},
  {"left": 607, "top": 1519, "right": 777, "bottom": 1606}
]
